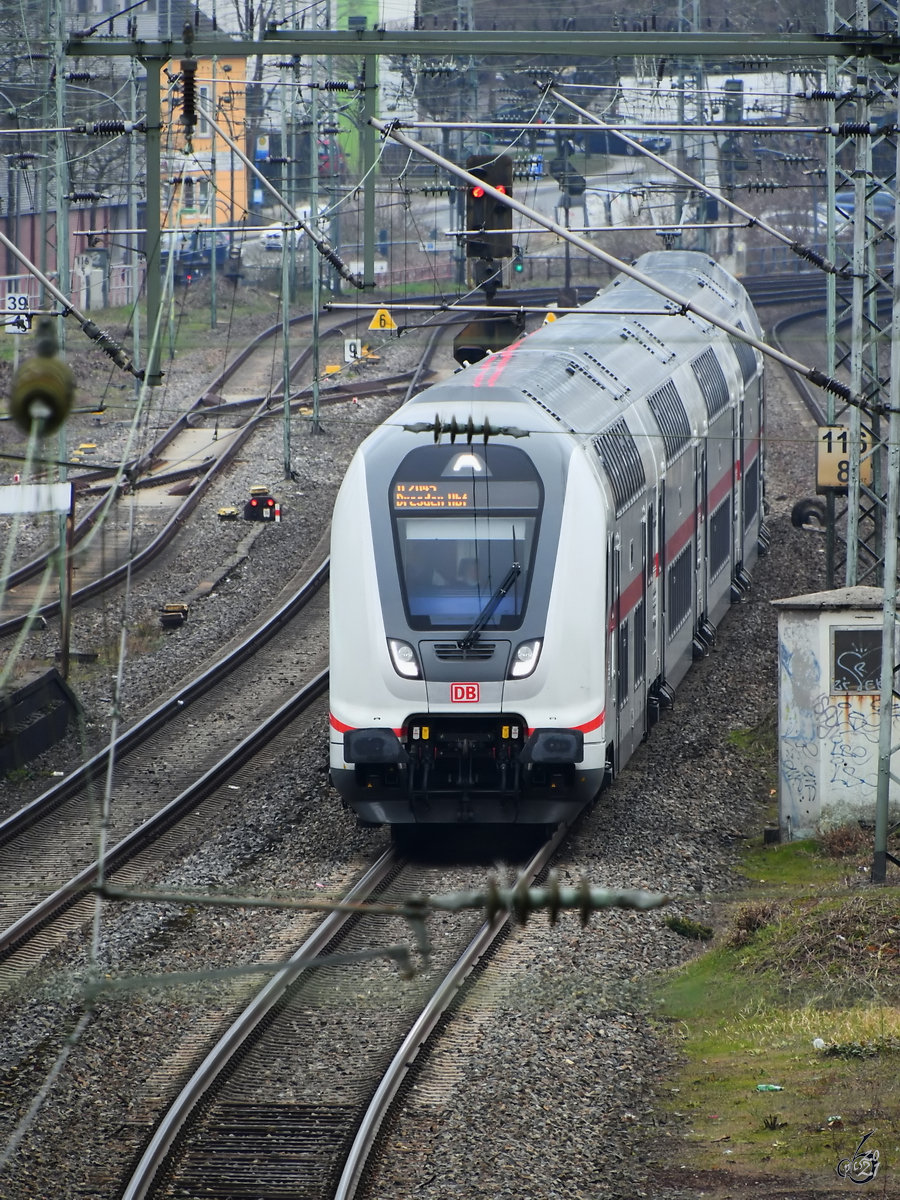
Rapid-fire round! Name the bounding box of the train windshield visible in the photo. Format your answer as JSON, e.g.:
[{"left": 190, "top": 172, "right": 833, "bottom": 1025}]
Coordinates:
[{"left": 390, "top": 444, "right": 543, "bottom": 631}]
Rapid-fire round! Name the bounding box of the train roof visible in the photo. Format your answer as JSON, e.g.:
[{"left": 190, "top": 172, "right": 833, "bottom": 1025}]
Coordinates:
[{"left": 400, "top": 251, "right": 760, "bottom": 440}]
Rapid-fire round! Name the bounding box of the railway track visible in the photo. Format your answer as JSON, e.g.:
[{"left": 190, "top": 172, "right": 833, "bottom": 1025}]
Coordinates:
[
  {"left": 0, "top": 550, "right": 330, "bottom": 978},
  {"left": 0, "top": 311, "right": 432, "bottom": 638},
  {"left": 120, "top": 823, "right": 569, "bottom": 1200},
  {"left": 0, "top": 285, "right": 589, "bottom": 640}
]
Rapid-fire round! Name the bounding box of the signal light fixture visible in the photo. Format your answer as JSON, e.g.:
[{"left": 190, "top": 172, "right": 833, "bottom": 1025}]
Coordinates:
[{"left": 464, "top": 154, "right": 514, "bottom": 263}]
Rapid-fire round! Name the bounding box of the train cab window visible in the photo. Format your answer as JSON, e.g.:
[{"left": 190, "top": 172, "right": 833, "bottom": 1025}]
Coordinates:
[{"left": 390, "top": 444, "right": 544, "bottom": 631}]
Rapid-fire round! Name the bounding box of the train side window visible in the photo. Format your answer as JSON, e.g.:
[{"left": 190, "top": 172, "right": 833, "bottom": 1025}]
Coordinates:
[
  {"left": 743, "top": 457, "right": 759, "bottom": 529},
  {"left": 629, "top": 539, "right": 634, "bottom": 570},
  {"left": 617, "top": 619, "right": 629, "bottom": 709},
  {"left": 634, "top": 600, "right": 646, "bottom": 687},
  {"left": 646, "top": 506, "right": 655, "bottom": 585},
  {"left": 667, "top": 546, "right": 692, "bottom": 639}
]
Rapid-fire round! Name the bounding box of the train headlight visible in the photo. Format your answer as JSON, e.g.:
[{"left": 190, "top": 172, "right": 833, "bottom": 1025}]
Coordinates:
[
  {"left": 388, "top": 638, "right": 421, "bottom": 679},
  {"left": 508, "top": 638, "right": 542, "bottom": 679}
]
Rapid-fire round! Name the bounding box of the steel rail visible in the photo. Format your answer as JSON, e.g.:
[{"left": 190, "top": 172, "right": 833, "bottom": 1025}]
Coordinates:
[
  {"left": 1, "top": 309, "right": 322, "bottom": 595},
  {"left": 119, "top": 843, "right": 400, "bottom": 1200},
  {"left": 0, "top": 394, "right": 272, "bottom": 638},
  {"left": 0, "top": 670, "right": 329, "bottom": 960},
  {"left": 0, "top": 555, "right": 329, "bottom": 856},
  {"left": 334, "top": 820, "right": 569, "bottom": 1200},
  {"left": 771, "top": 306, "right": 830, "bottom": 424},
  {"left": 0, "top": 306, "right": 392, "bottom": 635}
]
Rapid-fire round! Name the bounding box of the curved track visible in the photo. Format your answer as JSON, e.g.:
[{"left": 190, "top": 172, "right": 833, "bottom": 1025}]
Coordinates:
[
  {"left": 0, "top": 286, "right": 596, "bottom": 640},
  {"left": 0, "top": 311, "right": 433, "bottom": 638}
]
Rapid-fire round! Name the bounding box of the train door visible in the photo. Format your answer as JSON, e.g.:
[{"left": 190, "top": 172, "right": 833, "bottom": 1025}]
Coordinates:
[
  {"left": 657, "top": 481, "right": 667, "bottom": 683},
  {"left": 696, "top": 446, "right": 706, "bottom": 621},
  {"left": 635, "top": 507, "right": 650, "bottom": 740},
  {"left": 603, "top": 532, "right": 621, "bottom": 777},
  {"left": 734, "top": 405, "right": 743, "bottom": 568}
]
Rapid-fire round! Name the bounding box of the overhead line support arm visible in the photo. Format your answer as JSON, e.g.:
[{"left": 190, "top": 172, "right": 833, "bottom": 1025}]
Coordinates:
[{"left": 369, "top": 116, "right": 862, "bottom": 410}]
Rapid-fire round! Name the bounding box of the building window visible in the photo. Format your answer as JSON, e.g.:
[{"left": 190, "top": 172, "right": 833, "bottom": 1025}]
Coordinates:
[{"left": 831, "top": 627, "right": 881, "bottom": 693}]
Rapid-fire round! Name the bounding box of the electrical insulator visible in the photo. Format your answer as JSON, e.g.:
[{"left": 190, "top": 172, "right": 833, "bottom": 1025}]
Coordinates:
[
  {"left": 89, "top": 119, "right": 141, "bottom": 136},
  {"left": 181, "top": 59, "right": 197, "bottom": 133},
  {"left": 65, "top": 71, "right": 93, "bottom": 83},
  {"left": 67, "top": 191, "right": 106, "bottom": 202},
  {"left": 830, "top": 121, "right": 876, "bottom": 136}
]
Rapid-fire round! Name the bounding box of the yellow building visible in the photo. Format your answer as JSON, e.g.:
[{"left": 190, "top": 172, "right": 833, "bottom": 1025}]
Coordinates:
[{"left": 161, "top": 55, "right": 248, "bottom": 232}]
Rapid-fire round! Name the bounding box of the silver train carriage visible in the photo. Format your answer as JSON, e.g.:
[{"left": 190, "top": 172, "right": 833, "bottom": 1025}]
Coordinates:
[{"left": 329, "top": 251, "right": 766, "bottom": 825}]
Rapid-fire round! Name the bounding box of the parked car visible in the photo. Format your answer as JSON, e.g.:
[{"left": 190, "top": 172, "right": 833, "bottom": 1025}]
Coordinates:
[{"left": 260, "top": 225, "right": 308, "bottom": 252}]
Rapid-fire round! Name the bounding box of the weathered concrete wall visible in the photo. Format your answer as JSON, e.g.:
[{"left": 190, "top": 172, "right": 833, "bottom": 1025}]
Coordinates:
[{"left": 775, "top": 586, "right": 899, "bottom": 839}]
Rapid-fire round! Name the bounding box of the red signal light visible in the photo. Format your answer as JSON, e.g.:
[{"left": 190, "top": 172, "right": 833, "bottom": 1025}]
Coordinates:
[
  {"left": 267, "top": 497, "right": 275, "bottom": 506},
  {"left": 495, "top": 185, "right": 507, "bottom": 194},
  {"left": 250, "top": 498, "right": 258, "bottom": 506},
  {"left": 472, "top": 185, "right": 485, "bottom": 198}
]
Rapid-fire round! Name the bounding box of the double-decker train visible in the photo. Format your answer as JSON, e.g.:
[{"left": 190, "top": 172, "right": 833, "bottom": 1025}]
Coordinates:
[{"left": 329, "top": 250, "right": 766, "bottom": 826}]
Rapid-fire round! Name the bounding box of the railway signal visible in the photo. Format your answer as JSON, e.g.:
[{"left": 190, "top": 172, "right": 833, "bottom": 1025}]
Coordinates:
[
  {"left": 244, "top": 486, "right": 281, "bottom": 522},
  {"left": 464, "top": 153, "right": 514, "bottom": 262}
]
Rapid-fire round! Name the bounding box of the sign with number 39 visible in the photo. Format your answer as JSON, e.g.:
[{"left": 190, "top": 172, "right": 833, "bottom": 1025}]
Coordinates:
[
  {"left": 816, "top": 424, "right": 873, "bottom": 492},
  {"left": 4, "top": 294, "right": 31, "bottom": 335}
]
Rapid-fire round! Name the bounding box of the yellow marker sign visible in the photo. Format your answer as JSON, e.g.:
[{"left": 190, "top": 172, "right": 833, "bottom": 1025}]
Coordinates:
[
  {"left": 368, "top": 308, "right": 398, "bottom": 331},
  {"left": 543, "top": 311, "right": 557, "bottom": 325},
  {"left": 324, "top": 364, "right": 341, "bottom": 375},
  {"left": 816, "top": 424, "right": 874, "bottom": 492}
]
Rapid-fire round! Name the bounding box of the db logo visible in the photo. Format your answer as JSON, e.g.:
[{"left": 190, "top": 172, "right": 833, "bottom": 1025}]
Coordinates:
[{"left": 451, "top": 683, "right": 480, "bottom": 703}]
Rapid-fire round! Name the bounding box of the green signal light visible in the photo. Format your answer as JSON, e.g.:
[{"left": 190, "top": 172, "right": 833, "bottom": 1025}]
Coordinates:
[{"left": 513, "top": 257, "right": 524, "bottom": 272}]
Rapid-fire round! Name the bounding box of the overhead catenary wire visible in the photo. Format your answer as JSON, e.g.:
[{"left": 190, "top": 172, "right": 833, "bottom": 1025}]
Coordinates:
[
  {"left": 544, "top": 88, "right": 848, "bottom": 278},
  {"left": 0, "top": 227, "right": 141, "bottom": 377},
  {"left": 194, "top": 96, "right": 365, "bottom": 289},
  {"left": 369, "top": 116, "right": 863, "bottom": 411}
]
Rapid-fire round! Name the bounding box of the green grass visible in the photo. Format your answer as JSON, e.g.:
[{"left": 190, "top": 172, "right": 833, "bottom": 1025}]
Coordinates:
[
  {"left": 651, "top": 713, "right": 900, "bottom": 1190},
  {"left": 737, "top": 838, "right": 856, "bottom": 891}
]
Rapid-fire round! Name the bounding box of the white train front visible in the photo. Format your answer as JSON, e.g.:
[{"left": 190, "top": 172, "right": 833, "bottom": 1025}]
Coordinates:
[{"left": 329, "top": 251, "right": 765, "bottom": 826}]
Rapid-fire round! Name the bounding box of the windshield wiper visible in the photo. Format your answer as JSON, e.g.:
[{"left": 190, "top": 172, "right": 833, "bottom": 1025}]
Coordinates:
[{"left": 459, "top": 563, "right": 521, "bottom": 650}]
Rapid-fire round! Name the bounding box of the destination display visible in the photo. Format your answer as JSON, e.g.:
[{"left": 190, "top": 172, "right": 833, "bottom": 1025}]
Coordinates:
[
  {"left": 393, "top": 482, "right": 472, "bottom": 509},
  {"left": 392, "top": 480, "right": 540, "bottom": 510}
]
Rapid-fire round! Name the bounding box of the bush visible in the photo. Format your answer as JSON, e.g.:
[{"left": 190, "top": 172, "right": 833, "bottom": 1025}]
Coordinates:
[{"left": 819, "top": 824, "right": 870, "bottom": 858}]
